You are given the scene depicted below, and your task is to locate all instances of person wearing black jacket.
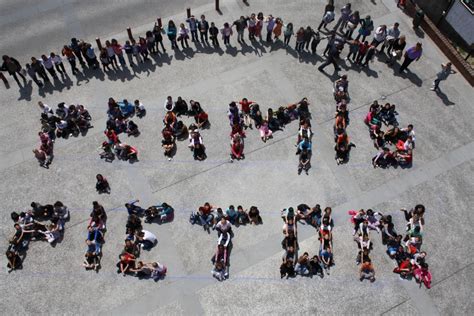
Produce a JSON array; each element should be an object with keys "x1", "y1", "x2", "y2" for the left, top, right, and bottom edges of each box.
[
  {"x1": 209, "y1": 22, "x2": 220, "y2": 47},
  {"x1": 198, "y1": 15, "x2": 210, "y2": 44},
  {"x1": 1, "y1": 55, "x2": 26, "y2": 86},
  {"x1": 30, "y1": 57, "x2": 50, "y2": 82}
]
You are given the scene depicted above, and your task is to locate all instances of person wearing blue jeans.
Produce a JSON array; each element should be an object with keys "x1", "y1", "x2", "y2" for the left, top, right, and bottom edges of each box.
[
  {"x1": 295, "y1": 252, "x2": 310, "y2": 276},
  {"x1": 226, "y1": 205, "x2": 238, "y2": 225}
]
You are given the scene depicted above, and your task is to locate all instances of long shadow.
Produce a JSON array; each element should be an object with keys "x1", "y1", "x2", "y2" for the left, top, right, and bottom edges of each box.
[
  {"x1": 393, "y1": 67, "x2": 423, "y2": 87},
  {"x1": 17, "y1": 81, "x2": 33, "y2": 101},
  {"x1": 435, "y1": 89, "x2": 455, "y2": 106}
]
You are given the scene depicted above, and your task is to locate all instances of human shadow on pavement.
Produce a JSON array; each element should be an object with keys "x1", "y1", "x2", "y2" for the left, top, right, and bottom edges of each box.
[{"x1": 435, "y1": 89, "x2": 455, "y2": 106}]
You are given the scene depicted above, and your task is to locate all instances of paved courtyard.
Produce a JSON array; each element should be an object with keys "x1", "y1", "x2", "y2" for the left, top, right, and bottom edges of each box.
[{"x1": 1, "y1": 0, "x2": 473, "y2": 315}]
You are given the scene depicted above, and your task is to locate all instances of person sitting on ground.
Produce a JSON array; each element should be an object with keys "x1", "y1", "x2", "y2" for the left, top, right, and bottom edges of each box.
[
  {"x1": 193, "y1": 143, "x2": 207, "y2": 161},
  {"x1": 191, "y1": 202, "x2": 215, "y2": 231},
  {"x1": 83, "y1": 246, "x2": 100, "y2": 271},
  {"x1": 116, "y1": 143, "x2": 138, "y2": 161},
  {"x1": 30, "y1": 202, "x2": 54, "y2": 220},
  {"x1": 145, "y1": 203, "x2": 174, "y2": 224},
  {"x1": 393, "y1": 257, "x2": 413, "y2": 279},
  {"x1": 295, "y1": 252, "x2": 311, "y2": 276},
  {"x1": 359, "y1": 260, "x2": 376, "y2": 282},
  {"x1": 319, "y1": 245, "x2": 334, "y2": 275},
  {"x1": 309, "y1": 255, "x2": 324, "y2": 278},
  {"x1": 123, "y1": 238, "x2": 140, "y2": 258},
  {"x1": 281, "y1": 207, "x2": 295, "y2": 223},
  {"x1": 296, "y1": 97, "x2": 311, "y2": 120},
  {"x1": 86, "y1": 225, "x2": 104, "y2": 255},
  {"x1": 226, "y1": 205, "x2": 239, "y2": 225},
  {"x1": 95, "y1": 174, "x2": 110, "y2": 194},
  {"x1": 212, "y1": 261, "x2": 227, "y2": 281},
  {"x1": 125, "y1": 200, "x2": 144, "y2": 216},
  {"x1": 126, "y1": 120, "x2": 140, "y2": 137},
  {"x1": 282, "y1": 244, "x2": 297, "y2": 269},
  {"x1": 283, "y1": 217, "x2": 297, "y2": 237},
  {"x1": 117, "y1": 252, "x2": 136, "y2": 276},
  {"x1": 53, "y1": 201, "x2": 69, "y2": 221},
  {"x1": 386, "y1": 235, "x2": 403, "y2": 260},
  {"x1": 230, "y1": 134, "x2": 245, "y2": 162},
  {"x1": 248, "y1": 206, "x2": 262, "y2": 225},
  {"x1": 137, "y1": 230, "x2": 158, "y2": 251},
  {"x1": 280, "y1": 257, "x2": 295, "y2": 279},
  {"x1": 125, "y1": 214, "x2": 142, "y2": 236},
  {"x1": 41, "y1": 217, "x2": 63, "y2": 244},
  {"x1": 215, "y1": 217, "x2": 233, "y2": 238},
  {"x1": 174, "y1": 96, "x2": 188, "y2": 117},
  {"x1": 6, "y1": 249, "x2": 23, "y2": 273},
  {"x1": 129, "y1": 261, "x2": 152, "y2": 279},
  {"x1": 372, "y1": 147, "x2": 396, "y2": 168},
  {"x1": 90, "y1": 201, "x2": 107, "y2": 230},
  {"x1": 298, "y1": 148, "x2": 311, "y2": 175},
  {"x1": 149, "y1": 261, "x2": 167, "y2": 281},
  {"x1": 134, "y1": 99, "x2": 146, "y2": 118},
  {"x1": 236, "y1": 205, "x2": 249, "y2": 225},
  {"x1": 259, "y1": 119, "x2": 273, "y2": 143}
]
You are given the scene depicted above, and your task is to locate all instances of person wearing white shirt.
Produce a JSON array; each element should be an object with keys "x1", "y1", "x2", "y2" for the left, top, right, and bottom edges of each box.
[
  {"x1": 38, "y1": 101, "x2": 53, "y2": 116},
  {"x1": 50, "y1": 52, "x2": 66, "y2": 75},
  {"x1": 164, "y1": 96, "x2": 174, "y2": 112},
  {"x1": 370, "y1": 25, "x2": 387, "y2": 49},
  {"x1": 380, "y1": 23, "x2": 400, "y2": 54},
  {"x1": 40, "y1": 54, "x2": 58, "y2": 79},
  {"x1": 138, "y1": 230, "x2": 157, "y2": 250}
]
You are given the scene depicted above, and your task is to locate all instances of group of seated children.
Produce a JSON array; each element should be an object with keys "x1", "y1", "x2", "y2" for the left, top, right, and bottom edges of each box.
[
  {"x1": 349, "y1": 209, "x2": 380, "y2": 282},
  {"x1": 190, "y1": 202, "x2": 262, "y2": 233},
  {"x1": 83, "y1": 201, "x2": 107, "y2": 271},
  {"x1": 119, "y1": 199, "x2": 167, "y2": 280},
  {"x1": 7, "y1": 201, "x2": 70, "y2": 272},
  {"x1": 279, "y1": 205, "x2": 334, "y2": 278},
  {"x1": 100, "y1": 97, "x2": 144, "y2": 162},
  {"x1": 364, "y1": 100, "x2": 415, "y2": 168},
  {"x1": 333, "y1": 75, "x2": 355, "y2": 164},
  {"x1": 388, "y1": 205, "x2": 431, "y2": 288},
  {"x1": 211, "y1": 216, "x2": 234, "y2": 281},
  {"x1": 35, "y1": 101, "x2": 92, "y2": 167},
  {"x1": 162, "y1": 96, "x2": 209, "y2": 161}
]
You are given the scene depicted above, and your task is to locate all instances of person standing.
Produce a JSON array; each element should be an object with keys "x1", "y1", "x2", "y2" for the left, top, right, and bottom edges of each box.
[
  {"x1": 283, "y1": 23, "x2": 294, "y2": 47},
  {"x1": 31, "y1": 57, "x2": 49, "y2": 82},
  {"x1": 61, "y1": 45, "x2": 79, "y2": 74},
  {"x1": 124, "y1": 41, "x2": 135, "y2": 66},
  {"x1": 334, "y1": 3, "x2": 352, "y2": 32},
  {"x1": 380, "y1": 23, "x2": 400, "y2": 54},
  {"x1": 399, "y1": 42, "x2": 422, "y2": 73},
  {"x1": 153, "y1": 23, "x2": 166, "y2": 53},
  {"x1": 266, "y1": 15, "x2": 276, "y2": 43},
  {"x1": 198, "y1": 15, "x2": 210, "y2": 44},
  {"x1": 233, "y1": 16, "x2": 248, "y2": 43},
  {"x1": 209, "y1": 22, "x2": 220, "y2": 47},
  {"x1": 186, "y1": 15, "x2": 199, "y2": 42},
  {"x1": 40, "y1": 54, "x2": 58, "y2": 79},
  {"x1": 318, "y1": 0, "x2": 335, "y2": 31},
  {"x1": 70, "y1": 38, "x2": 86, "y2": 66},
  {"x1": 221, "y1": 23, "x2": 233, "y2": 46},
  {"x1": 25, "y1": 63, "x2": 43, "y2": 87},
  {"x1": 355, "y1": 15, "x2": 373, "y2": 42},
  {"x1": 51, "y1": 52, "x2": 67, "y2": 75},
  {"x1": 111, "y1": 39, "x2": 126, "y2": 66},
  {"x1": 386, "y1": 35, "x2": 406, "y2": 66},
  {"x1": 431, "y1": 62, "x2": 455, "y2": 91},
  {"x1": 178, "y1": 24, "x2": 190, "y2": 49},
  {"x1": 167, "y1": 20, "x2": 178, "y2": 49},
  {"x1": 318, "y1": 43, "x2": 342, "y2": 72},
  {"x1": 370, "y1": 25, "x2": 387, "y2": 50},
  {"x1": 105, "y1": 40, "x2": 118, "y2": 69},
  {"x1": 1, "y1": 55, "x2": 26, "y2": 86}
]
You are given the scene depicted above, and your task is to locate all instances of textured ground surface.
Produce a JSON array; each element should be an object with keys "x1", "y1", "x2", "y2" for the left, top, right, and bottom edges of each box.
[{"x1": 1, "y1": 0, "x2": 473, "y2": 315}]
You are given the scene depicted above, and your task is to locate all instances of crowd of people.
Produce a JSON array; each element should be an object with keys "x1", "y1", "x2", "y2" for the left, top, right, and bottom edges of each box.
[
  {"x1": 7, "y1": 201, "x2": 70, "y2": 272},
  {"x1": 280, "y1": 204, "x2": 334, "y2": 278},
  {"x1": 333, "y1": 74, "x2": 355, "y2": 164},
  {"x1": 161, "y1": 96, "x2": 209, "y2": 161},
  {"x1": 100, "y1": 98, "x2": 144, "y2": 163},
  {"x1": 349, "y1": 204, "x2": 431, "y2": 288},
  {"x1": 364, "y1": 100, "x2": 415, "y2": 168},
  {"x1": 34, "y1": 101, "x2": 92, "y2": 167},
  {"x1": 1, "y1": 0, "x2": 430, "y2": 95},
  {"x1": 189, "y1": 202, "x2": 261, "y2": 281}
]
